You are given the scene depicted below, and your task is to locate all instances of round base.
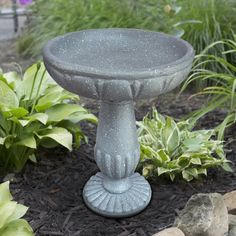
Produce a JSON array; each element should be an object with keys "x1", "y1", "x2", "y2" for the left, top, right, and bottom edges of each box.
[{"x1": 83, "y1": 172, "x2": 152, "y2": 218}]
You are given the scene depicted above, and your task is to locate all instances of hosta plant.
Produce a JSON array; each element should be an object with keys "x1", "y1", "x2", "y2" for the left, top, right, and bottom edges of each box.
[
  {"x1": 0, "y1": 62, "x2": 97, "y2": 173},
  {"x1": 137, "y1": 108, "x2": 232, "y2": 182},
  {"x1": 0, "y1": 181, "x2": 34, "y2": 236}
]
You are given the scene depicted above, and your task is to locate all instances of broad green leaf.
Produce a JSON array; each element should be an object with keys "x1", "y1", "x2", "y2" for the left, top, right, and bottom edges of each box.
[
  {"x1": 0, "y1": 181, "x2": 13, "y2": 204},
  {"x1": 39, "y1": 138, "x2": 59, "y2": 148},
  {"x1": 0, "y1": 201, "x2": 17, "y2": 228},
  {"x1": 24, "y1": 113, "x2": 48, "y2": 125},
  {"x1": 182, "y1": 170, "x2": 193, "y2": 182},
  {"x1": 0, "y1": 219, "x2": 34, "y2": 236},
  {"x1": 29, "y1": 154, "x2": 37, "y2": 163},
  {"x1": 18, "y1": 63, "x2": 48, "y2": 100},
  {"x1": 4, "y1": 135, "x2": 16, "y2": 149},
  {"x1": 190, "y1": 157, "x2": 202, "y2": 165},
  {"x1": 6, "y1": 204, "x2": 28, "y2": 223},
  {"x1": 3, "y1": 107, "x2": 28, "y2": 119},
  {"x1": 0, "y1": 80, "x2": 19, "y2": 108},
  {"x1": 15, "y1": 135, "x2": 36, "y2": 149},
  {"x1": 67, "y1": 112, "x2": 98, "y2": 124},
  {"x1": 157, "y1": 149, "x2": 170, "y2": 162},
  {"x1": 157, "y1": 167, "x2": 170, "y2": 176},
  {"x1": 35, "y1": 86, "x2": 78, "y2": 112},
  {"x1": 183, "y1": 138, "x2": 202, "y2": 152},
  {"x1": 198, "y1": 168, "x2": 207, "y2": 176},
  {"x1": 37, "y1": 127, "x2": 72, "y2": 150},
  {"x1": 3, "y1": 71, "x2": 21, "y2": 90},
  {"x1": 177, "y1": 156, "x2": 190, "y2": 167},
  {"x1": 57, "y1": 120, "x2": 87, "y2": 147},
  {"x1": 222, "y1": 162, "x2": 233, "y2": 172},
  {"x1": 46, "y1": 104, "x2": 86, "y2": 122}
]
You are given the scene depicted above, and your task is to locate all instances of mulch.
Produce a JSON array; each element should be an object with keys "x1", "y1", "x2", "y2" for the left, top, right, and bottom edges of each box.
[{"x1": 1, "y1": 92, "x2": 236, "y2": 236}]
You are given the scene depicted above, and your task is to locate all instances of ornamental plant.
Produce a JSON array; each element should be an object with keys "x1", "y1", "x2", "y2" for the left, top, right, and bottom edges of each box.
[
  {"x1": 0, "y1": 62, "x2": 97, "y2": 173},
  {"x1": 181, "y1": 38, "x2": 236, "y2": 140},
  {"x1": 137, "y1": 108, "x2": 232, "y2": 182},
  {"x1": 0, "y1": 181, "x2": 34, "y2": 236}
]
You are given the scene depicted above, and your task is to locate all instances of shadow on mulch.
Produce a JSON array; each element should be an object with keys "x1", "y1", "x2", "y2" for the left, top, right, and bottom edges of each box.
[{"x1": 2, "y1": 92, "x2": 236, "y2": 236}]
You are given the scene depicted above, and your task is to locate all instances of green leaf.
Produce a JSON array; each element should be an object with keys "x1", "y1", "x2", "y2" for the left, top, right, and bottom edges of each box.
[
  {"x1": 0, "y1": 201, "x2": 17, "y2": 228},
  {"x1": 67, "y1": 112, "x2": 98, "y2": 124},
  {"x1": 37, "y1": 127, "x2": 72, "y2": 150},
  {"x1": 0, "y1": 181, "x2": 13, "y2": 204},
  {"x1": 190, "y1": 157, "x2": 202, "y2": 165},
  {"x1": 222, "y1": 162, "x2": 233, "y2": 172},
  {"x1": 24, "y1": 113, "x2": 48, "y2": 125},
  {"x1": 46, "y1": 104, "x2": 86, "y2": 122},
  {"x1": 15, "y1": 135, "x2": 37, "y2": 149},
  {"x1": 157, "y1": 167, "x2": 170, "y2": 176},
  {"x1": 182, "y1": 170, "x2": 194, "y2": 182},
  {"x1": 3, "y1": 71, "x2": 21, "y2": 90},
  {"x1": 0, "y1": 80, "x2": 19, "y2": 108},
  {"x1": 28, "y1": 154, "x2": 37, "y2": 163},
  {"x1": 35, "y1": 85, "x2": 78, "y2": 112},
  {"x1": 6, "y1": 204, "x2": 28, "y2": 223},
  {"x1": 2, "y1": 107, "x2": 29, "y2": 119},
  {"x1": 0, "y1": 219, "x2": 34, "y2": 236},
  {"x1": 157, "y1": 149, "x2": 170, "y2": 162},
  {"x1": 18, "y1": 62, "x2": 48, "y2": 100}
]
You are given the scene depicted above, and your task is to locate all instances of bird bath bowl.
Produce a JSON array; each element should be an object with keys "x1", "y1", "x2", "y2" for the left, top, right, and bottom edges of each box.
[{"x1": 43, "y1": 28, "x2": 194, "y2": 218}]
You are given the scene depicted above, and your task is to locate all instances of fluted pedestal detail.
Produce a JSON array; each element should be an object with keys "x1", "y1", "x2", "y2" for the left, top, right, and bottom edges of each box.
[{"x1": 83, "y1": 101, "x2": 152, "y2": 217}]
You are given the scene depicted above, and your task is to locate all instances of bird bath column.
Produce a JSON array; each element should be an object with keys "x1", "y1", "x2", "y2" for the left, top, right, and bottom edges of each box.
[{"x1": 83, "y1": 100, "x2": 151, "y2": 217}]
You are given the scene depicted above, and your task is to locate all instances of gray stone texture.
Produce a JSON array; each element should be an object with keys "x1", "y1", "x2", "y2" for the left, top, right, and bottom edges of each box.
[
  {"x1": 43, "y1": 28, "x2": 194, "y2": 217},
  {"x1": 174, "y1": 193, "x2": 228, "y2": 236}
]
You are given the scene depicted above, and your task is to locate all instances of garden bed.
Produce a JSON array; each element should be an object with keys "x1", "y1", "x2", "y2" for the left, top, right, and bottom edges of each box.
[{"x1": 1, "y1": 92, "x2": 236, "y2": 236}]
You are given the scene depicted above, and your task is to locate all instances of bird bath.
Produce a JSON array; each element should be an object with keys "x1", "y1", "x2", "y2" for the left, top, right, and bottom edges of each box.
[{"x1": 43, "y1": 28, "x2": 194, "y2": 218}]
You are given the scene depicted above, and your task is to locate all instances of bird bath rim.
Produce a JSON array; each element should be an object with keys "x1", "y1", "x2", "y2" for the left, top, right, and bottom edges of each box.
[{"x1": 43, "y1": 28, "x2": 194, "y2": 81}]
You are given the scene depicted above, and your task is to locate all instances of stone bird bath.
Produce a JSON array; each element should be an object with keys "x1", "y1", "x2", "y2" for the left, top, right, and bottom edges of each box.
[{"x1": 43, "y1": 28, "x2": 194, "y2": 218}]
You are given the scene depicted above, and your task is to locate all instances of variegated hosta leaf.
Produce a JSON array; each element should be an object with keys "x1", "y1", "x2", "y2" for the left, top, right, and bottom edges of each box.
[{"x1": 137, "y1": 108, "x2": 231, "y2": 182}]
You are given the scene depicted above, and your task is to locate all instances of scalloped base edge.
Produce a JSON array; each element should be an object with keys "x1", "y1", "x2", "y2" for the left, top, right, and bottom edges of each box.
[{"x1": 83, "y1": 172, "x2": 152, "y2": 218}]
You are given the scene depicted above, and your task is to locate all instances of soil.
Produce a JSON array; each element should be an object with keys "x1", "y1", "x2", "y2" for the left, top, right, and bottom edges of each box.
[{"x1": 1, "y1": 40, "x2": 236, "y2": 236}]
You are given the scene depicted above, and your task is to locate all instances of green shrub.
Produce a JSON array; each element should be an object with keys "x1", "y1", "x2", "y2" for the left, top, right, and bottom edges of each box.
[
  {"x1": 177, "y1": 0, "x2": 236, "y2": 89},
  {"x1": 18, "y1": 0, "x2": 184, "y2": 57},
  {"x1": 137, "y1": 108, "x2": 231, "y2": 182},
  {"x1": 181, "y1": 38, "x2": 236, "y2": 140},
  {"x1": 0, "y1": 62, "x2": 97, "y2": 173},
  {"x1": 0, "y1": 181, "x2": 34, "y2": 236}
]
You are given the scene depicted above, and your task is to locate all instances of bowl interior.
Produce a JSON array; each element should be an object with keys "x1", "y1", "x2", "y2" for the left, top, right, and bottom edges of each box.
[{"x1": 47, "y1": 29, "x2": 191, "y2": 75}]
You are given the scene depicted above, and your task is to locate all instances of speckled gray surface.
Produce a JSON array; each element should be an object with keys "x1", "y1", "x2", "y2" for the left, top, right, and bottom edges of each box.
[{"x1": 43, "y1": 28, "x2": 194, "y2": 218}]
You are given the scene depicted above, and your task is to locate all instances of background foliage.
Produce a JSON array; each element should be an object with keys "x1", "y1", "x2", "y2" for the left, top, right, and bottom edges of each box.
[{"x1": 18, "y1": 0, "x2": 236, "y2": 62}]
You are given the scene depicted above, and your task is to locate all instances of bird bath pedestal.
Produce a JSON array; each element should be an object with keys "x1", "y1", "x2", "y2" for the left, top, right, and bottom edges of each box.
[{"x1": 43, "y1": 29, "x2": 194, "y2": 218}]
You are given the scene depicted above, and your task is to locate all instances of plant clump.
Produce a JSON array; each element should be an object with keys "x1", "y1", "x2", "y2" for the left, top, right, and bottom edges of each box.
[
  {"x1": 0, "y1": 62, "x2": 97, "y2": 173},
  {"x1": 137, "y1": 108, "x2": 232, "y2": 182}
]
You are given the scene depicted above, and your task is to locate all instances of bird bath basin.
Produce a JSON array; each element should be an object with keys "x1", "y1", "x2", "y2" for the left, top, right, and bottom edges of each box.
[{"x1": 43, "y1": 28, "x2": 194, "y2": 218}]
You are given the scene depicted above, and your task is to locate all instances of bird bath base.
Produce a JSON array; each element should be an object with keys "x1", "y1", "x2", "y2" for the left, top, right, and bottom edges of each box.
[
  {"x1": 83, "y1": 100, "x2": 151, "y2": 217},
  {"x1": 83, "y1": 172, "x2": 151, "y2": 217}
]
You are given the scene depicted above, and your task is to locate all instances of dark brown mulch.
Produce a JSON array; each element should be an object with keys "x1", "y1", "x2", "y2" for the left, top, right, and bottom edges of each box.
[{"x1": 2, "y1": 92, "x2": 236, "y2": 236}]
